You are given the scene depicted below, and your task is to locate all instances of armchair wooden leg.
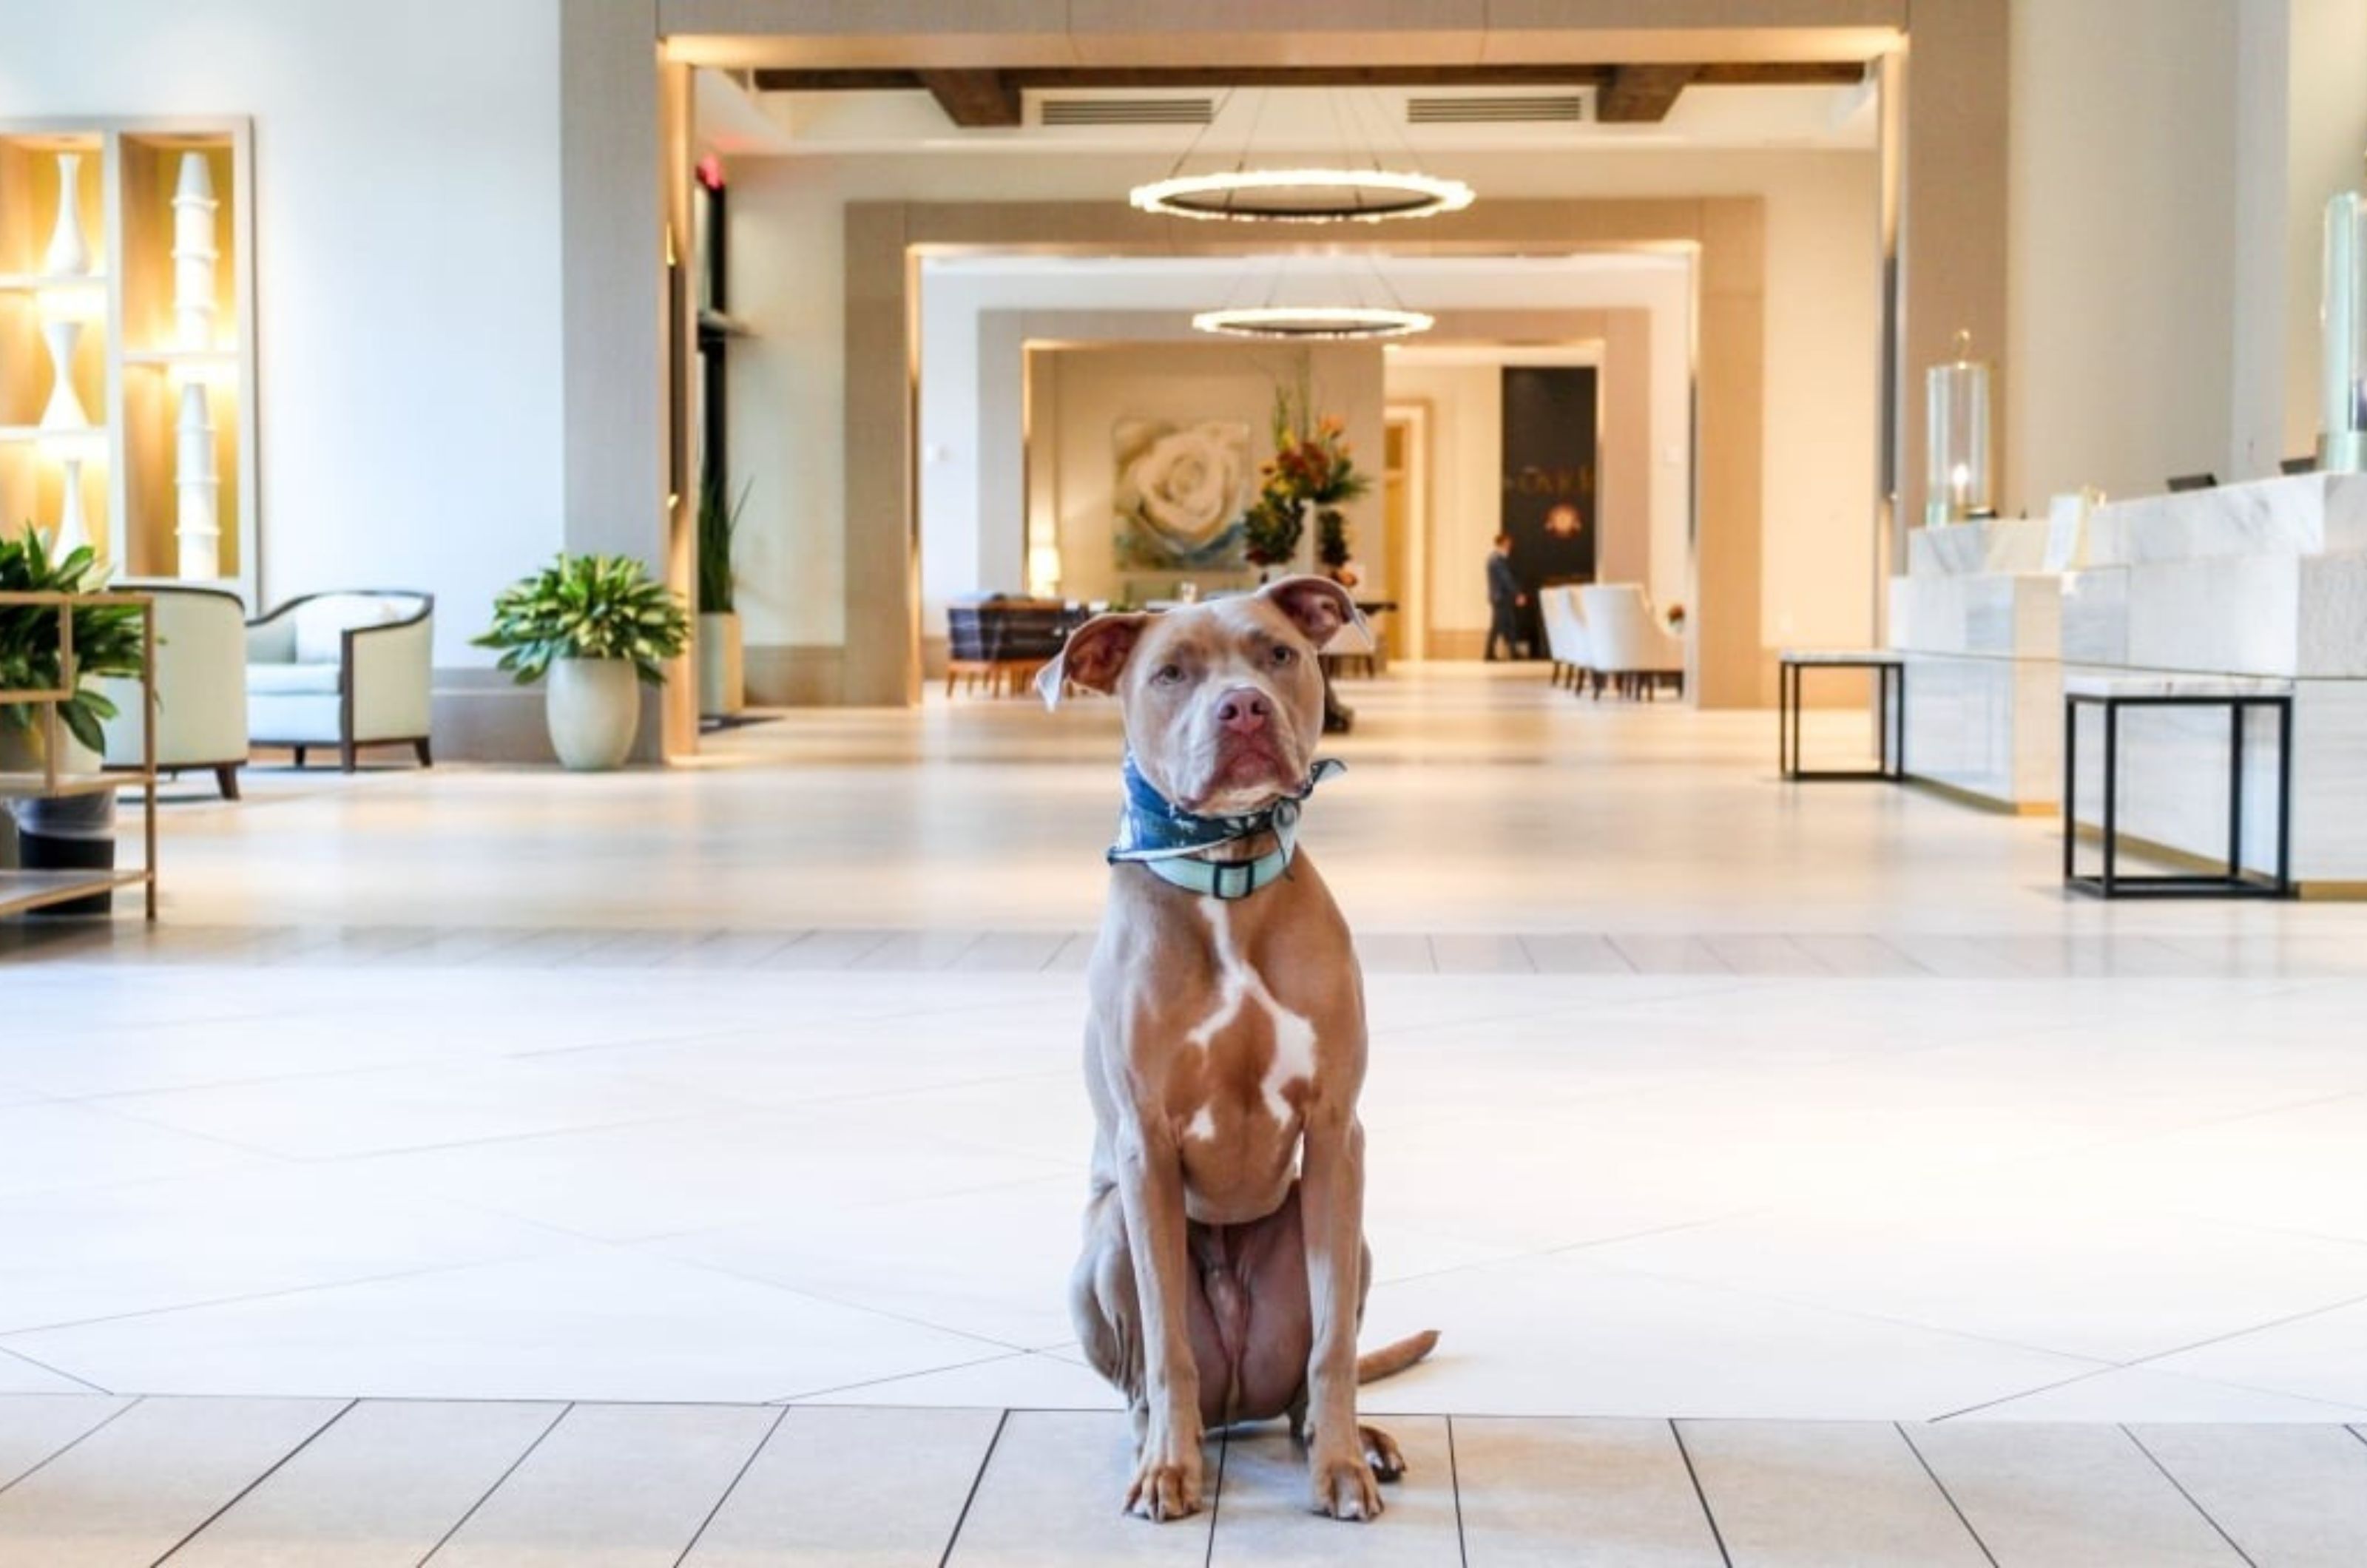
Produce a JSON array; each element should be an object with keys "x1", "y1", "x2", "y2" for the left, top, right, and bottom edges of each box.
[
  {"x1": 340, "y1": 741, "x2": 357, "y2": 774},
  {"x1": 414, "y1": 738, "x2": 433, "y2": 768},
  {"x1": 215, "y1": 766, "x2": 242, "y2": 801}
]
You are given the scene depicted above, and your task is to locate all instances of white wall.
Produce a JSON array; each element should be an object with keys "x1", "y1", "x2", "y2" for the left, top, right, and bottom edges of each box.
[
  {"x1": 0, "y1": 0, "x2": 566, "y2": 664},
  {"x1": 2005, "y1": 0, "x2": 2243, "y2": 510},
  {"x1": 728, "y1": 143, "x2": 1882, "y2": 669}
]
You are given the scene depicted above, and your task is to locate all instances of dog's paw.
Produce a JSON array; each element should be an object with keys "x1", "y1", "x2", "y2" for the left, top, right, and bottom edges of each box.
[
  {"x1": 1308, "y1": 1447, "x2": 1384, "y2": 1521},
  {"x1": 1124, "y1": 1447, "x2": 1204, "y2": 1522},
  {"x1": 1360, "y1": 1423, "x2": 1408, "y2": 1482}
]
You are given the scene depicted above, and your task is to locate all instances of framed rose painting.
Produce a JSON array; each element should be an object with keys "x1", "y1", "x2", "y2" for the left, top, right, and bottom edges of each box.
[{"x1": 1112, "y1": 418, "x2": 1253, "y2": 572}]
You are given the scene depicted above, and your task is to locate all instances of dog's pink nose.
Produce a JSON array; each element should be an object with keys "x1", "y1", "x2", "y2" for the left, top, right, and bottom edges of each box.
[{"x1": 1216, "y1": 688, "x2": 1272, "y2": 735}]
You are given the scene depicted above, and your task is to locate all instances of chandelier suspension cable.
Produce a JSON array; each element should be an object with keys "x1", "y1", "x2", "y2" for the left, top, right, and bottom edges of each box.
[
  {"x1": 1130, "y1": 82, "x2": 1474, "y2": 223},
  {"x1": 1160, "y1": 84, "x2": 1237, "y2": 186}
]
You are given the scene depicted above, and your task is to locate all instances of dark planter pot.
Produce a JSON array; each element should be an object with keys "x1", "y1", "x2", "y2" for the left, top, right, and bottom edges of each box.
[{"x1": 7, "y1": 793, "x2": 116, "y2": 918}]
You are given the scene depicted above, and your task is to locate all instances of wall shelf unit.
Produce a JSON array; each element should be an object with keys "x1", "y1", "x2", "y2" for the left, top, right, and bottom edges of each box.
[{"x1": 0, "y1": 118, "x2": 258, "y2": 602}]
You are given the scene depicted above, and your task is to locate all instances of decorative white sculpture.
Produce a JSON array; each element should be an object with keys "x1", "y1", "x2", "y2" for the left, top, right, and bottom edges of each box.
[
  {"x1": 38, "y1": 320, "x2": 90, "y2": 431},
  {"x1": 171, "y1": 152, "x2": 220, "y2": 351},
  {"x1": 175, "y1": 380, "x2": 221, "y2": 580},
  {"x1": 42, "y1": 152, "x2": 92, "y2": 277},
  {"x1": 53, "y1": 455, "x2": 89, "y2": 560}
]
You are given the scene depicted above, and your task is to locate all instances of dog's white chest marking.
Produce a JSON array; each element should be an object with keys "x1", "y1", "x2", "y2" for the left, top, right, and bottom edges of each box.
[{"x1": 1186, "y1": 896, "x2": 1317, "y2": 1124}]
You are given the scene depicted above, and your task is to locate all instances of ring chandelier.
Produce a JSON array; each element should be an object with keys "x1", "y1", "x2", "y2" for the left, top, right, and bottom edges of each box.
[
  {"x1": 1190, "y1": 304, "x2": 1435, "y2": 341},
  {"x1": 1131, "y1": 166, "x2": 1474, "y2": 224}
]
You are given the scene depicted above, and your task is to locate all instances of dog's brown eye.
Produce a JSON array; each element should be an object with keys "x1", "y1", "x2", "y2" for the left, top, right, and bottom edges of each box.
[
  {"x1": 1271, "y1": 645, "x2": 1294, "y2": 665},
  {"x1": 1153, "y1": 664, "x2": 1184, "y2": 685}
]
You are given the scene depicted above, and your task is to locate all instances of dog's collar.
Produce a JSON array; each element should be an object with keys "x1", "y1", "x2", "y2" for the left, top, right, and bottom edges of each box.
[{"x1": 1106, "y1": 754, "x2": 1344, "y2": 902}]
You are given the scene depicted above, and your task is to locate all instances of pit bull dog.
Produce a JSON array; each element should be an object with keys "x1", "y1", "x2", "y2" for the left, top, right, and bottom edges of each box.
[{"x1": 1039, "y1": 576, "x2": 1436, "y2": 1524}]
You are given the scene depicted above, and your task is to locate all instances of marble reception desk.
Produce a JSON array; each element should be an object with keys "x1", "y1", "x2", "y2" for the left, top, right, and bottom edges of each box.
[
  {"x1": 1891, "y1": 476, "x2": 2367, "y2": 889},
  {"x1": 1887, "y1": 518, "x2": 2063, "y2": 809}
]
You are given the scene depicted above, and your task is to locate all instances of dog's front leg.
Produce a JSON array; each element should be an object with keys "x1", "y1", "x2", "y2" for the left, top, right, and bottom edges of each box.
[
  {"x1": 1300, "y1": 1107, "x2": 1380, "y2": 1520},
  {"x1": 1113, "y1": 1117, "x2": 1204, "y2": 1521}
]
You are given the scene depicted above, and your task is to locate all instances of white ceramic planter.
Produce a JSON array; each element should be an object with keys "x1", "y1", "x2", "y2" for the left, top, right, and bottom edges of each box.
[
  {"x1": 546, "y1": 658, "x2": 639, "y2": 771},
  {"x1": 698, "y1": 611, "x2": 744, "y2": 717}
]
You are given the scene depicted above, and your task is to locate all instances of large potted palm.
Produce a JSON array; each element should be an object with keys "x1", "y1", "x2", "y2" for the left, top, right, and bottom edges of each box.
[
  {"x1": 474, "y1": 553, "x2": 689, "y2": 771},
  {"x1": 1, "y1": 530, "x2": 143, "y2": 913}
]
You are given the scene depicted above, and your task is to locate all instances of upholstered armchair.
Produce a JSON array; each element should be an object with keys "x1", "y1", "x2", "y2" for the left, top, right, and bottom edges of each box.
[
  {"x1": 1540, "y1": 586, "x2": 1593, "y2": 694},
  {"x1": 1578, "y1": 584, "x2": 1686, "y2": 700},
  {"x1": 98, "y1": 583, "x2": 251, "y2": 800},
  {"x1": 245, "y1": 592, "x2": 435, "y2": 771}
]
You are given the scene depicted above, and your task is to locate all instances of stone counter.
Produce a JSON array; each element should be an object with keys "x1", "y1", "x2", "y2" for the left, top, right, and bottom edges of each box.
[{"x1": 1888, "y1": 477, "x2": 2367, "y2": 887}]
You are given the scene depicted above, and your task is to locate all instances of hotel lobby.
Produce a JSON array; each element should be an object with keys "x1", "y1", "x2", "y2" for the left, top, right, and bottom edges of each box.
[{"x1": 6, "y1": 1, "x2": 2367, "y2": 1562}]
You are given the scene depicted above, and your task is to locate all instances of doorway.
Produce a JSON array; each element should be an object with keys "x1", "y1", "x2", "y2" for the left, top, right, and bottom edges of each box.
[{"x1": 1382, "y1": 405, "x2": 1426, "y2": 665}]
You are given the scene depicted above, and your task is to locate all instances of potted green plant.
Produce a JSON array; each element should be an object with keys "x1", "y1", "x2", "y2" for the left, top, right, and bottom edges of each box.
[
  {"x1": 1, "y1": 529, "x2": 143, "y2": 913},
  {"x1": 696, "y1": 476, "x2": 750, "y2": 720},
  {"x1": 474, "y1": 552, "x2": 690, "y2": 771}
]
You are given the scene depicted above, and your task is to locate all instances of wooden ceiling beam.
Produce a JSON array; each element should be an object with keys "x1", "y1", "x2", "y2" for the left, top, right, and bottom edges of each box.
[
  {"x1": 751, "y1": 61, "x2": 1865, "y2": 96},
  {"x1": 1596, "y1": 64, "x2": 1702, "y2": 123},
  {"x1": 916, "y1": 69, "x2": 1023, "y2": 127}
]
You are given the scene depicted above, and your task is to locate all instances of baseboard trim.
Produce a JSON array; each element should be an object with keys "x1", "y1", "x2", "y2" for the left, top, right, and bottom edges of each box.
[
  {"x1": 431, "y1": 671, "x2": 557, "y2": 764},
  {"x1": 746, "y1": 644, "x2": 848, "y2": 706},
  {"x1": 1902, "y1": 777, "x2": 2059, "y2": 817}
]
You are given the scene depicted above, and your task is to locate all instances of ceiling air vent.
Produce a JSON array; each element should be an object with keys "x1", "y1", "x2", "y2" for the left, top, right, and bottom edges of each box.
[
  {"x1": 1405, "y1": 93, "x2": 1590, "y2": 125},
  {"x1": 1038, "y1": 96, "x2": 1216, "y2": 126}
]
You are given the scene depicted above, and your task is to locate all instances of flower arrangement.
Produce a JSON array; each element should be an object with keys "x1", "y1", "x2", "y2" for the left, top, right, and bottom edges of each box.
[{"x1": 1245, "y1": 380, "x2": 1370, "y2": 571}]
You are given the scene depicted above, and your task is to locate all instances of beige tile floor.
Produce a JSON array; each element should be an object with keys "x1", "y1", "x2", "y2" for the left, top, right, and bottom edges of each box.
[
  {"x1": 8, "y1": 664, "x2": 2367, "y2": 1559},
  {"x1": 4, "y1": 1396, "x2": 2367, "y2": 1564}
]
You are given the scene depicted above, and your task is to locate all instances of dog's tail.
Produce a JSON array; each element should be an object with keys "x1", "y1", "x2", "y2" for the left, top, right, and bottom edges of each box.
[{"x1": 1356, "y1": 1329, "x2": 1440, "y2": 1384}]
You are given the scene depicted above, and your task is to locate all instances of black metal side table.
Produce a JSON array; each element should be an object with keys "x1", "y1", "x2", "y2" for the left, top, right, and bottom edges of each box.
[
  {"x1": 2063, "y1": 676, "x2": 2295, "y2": 899},
  {"x1": 1779, "y1": 651, "x2": 1905, "y2": 781}
]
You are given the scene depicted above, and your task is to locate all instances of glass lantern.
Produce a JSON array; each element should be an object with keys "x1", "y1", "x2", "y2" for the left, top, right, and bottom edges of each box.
[
  {"x1": 2324, "y1": 187, "x2": 2366, "y2": 474},
  {"x1": 1925, "y1": 330, "x2": 1994, "y2": 527}
]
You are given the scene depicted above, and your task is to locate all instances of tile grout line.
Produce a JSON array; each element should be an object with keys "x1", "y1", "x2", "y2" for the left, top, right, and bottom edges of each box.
[
  {"x1": 1444, "y1": 1413, "x2": 1468, "y2": 1568},
  {"x1": 670, "y1": 1403, "x2": 791, "y2": 1568},
  {"x1": 766, "y1": 1348, "x2": 1052, "y2": 1407},
  {"x1": 0, "y1": 1342, "x2": 112, "y2": 1396},
  {"x1": 935, "y1": 1406, "x2": 1010, "y2": 1568},
  {"x1": 154, "y1": 1396, "x2": 358, "y2": 1564},
  {"x1": 0, "y1": 1394, "x2": 141, "y2": 1498},
  {"x1": 418, "y1": 1399, "x2": 574, "y2": 1567},
  {"x1": 1893, "y1": 1422, "x2": 2000, "y2": 1568},
  {"x1": 2120, "y1": 1425, "x2": 2260, "y2": 1568},
  {"x1": 1667, "y1": 1420, "x2": 1732, "y2": 1568}
]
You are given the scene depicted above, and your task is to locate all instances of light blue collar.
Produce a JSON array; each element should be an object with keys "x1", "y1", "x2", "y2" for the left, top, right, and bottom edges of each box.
[{"x1": 1106, "y1": 757, "x2": 1343, "y2": 902}]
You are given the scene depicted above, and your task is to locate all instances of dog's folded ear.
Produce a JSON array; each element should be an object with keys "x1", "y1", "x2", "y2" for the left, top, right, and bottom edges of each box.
[
  {"x1": 1038, "y1": 612, "x2": 1151, "y2": 709},
  {"x1": 1258, "y1": 575, "x2": 1368, "y2": 652}
]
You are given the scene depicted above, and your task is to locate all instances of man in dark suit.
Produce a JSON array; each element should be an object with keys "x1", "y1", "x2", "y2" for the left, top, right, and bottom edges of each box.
[{"x1": 1485, "y1": 533, "x2": 1526, "y2": 660}]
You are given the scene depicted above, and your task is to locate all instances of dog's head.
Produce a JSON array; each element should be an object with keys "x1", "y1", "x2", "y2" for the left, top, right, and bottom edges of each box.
[{"x1": 1039, "y1": 577, "x2": 1358, "y2": 816}]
